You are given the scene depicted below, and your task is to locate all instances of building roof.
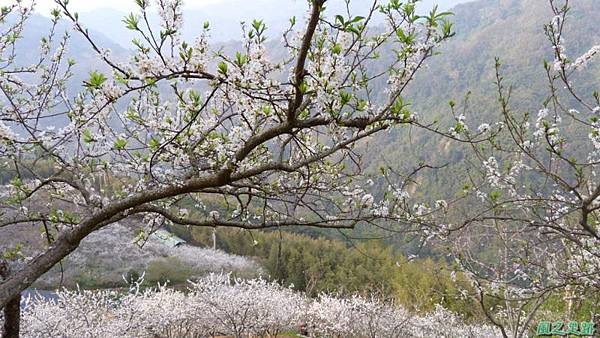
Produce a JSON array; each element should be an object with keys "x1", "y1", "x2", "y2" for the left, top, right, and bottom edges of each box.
[{"x1": 150, "y1": 229, "x2": 186, "y2": 248}]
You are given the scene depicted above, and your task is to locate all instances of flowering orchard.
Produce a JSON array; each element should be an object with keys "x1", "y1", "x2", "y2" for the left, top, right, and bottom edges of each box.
[{"x1": 0, "y1": 274, "x2": 500, "y2": 337}]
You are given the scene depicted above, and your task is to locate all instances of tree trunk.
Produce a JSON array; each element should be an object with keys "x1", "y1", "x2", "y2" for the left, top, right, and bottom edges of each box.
[
  {"x1": 0, "y1": 260, "x2": 20, "y2": 338},
  {"x1": 2, "y1": 294, "x2": 21, "y2": 338},
  {"x1": 0, "y1": 169, "x2": 230, "y2": 310}
]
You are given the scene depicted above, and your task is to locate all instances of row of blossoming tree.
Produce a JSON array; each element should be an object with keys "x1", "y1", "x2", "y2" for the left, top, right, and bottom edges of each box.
[
  {"x1": 0, "y1": 0, "x2": 599, "y2": 336},
  {"x1": 11, "y1": 274, "x2": 500, "y2": 337}
]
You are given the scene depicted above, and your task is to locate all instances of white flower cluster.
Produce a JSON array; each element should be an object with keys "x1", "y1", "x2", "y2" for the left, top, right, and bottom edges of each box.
[
  {"x1": 590, "y1": 117, "x2": 600, "y2": 151},
  {"x1": 550, "y1": 15, "x2": 567, "y2": 72},
  {"x1": 563, "y1": 238, "x2": 600, "y2": 289},
  {"x1": 156, "y1": 0, "x2": 183, "y2": 36},
  {"x1": 448, "y1": 114, "x2": 468, "y2": 137},
  {"x1": 571, "y1": 45, "x2": 600, "y2": 70},
  {"x1": 0, "y1": 120, "x2": 15, "y2": 141},
  {"x1": 305, "y1": 29, "x2": 352, "y2": 116},
  {"x1": 478, "y1": 123, "x2": 491, "y2": 133}
]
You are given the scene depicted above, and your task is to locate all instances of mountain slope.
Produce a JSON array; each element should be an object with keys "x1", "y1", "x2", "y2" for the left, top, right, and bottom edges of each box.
[
  {"x1": 406, "y1": 0, "x2": 600, "y2": 113},
  {"x1": 366, "y1": 0, "x2": 600, "y2": 198},
  {"x1": 0, "y1": 221, "x2": 261, "y2": 289}
]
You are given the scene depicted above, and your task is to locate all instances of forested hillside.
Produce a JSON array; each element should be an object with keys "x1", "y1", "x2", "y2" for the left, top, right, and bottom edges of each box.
[
  {"x1": 346, "y1": 0, "x2": 600, "y2": 235},
  {"x1": 371, "y1": 0, "x2": 600, "y2": 181}
]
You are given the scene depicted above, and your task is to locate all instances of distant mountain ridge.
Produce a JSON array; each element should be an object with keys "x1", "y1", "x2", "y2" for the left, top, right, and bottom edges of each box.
[{"x1": 15, "y1": 14, "x2": 127, "y2": 90}]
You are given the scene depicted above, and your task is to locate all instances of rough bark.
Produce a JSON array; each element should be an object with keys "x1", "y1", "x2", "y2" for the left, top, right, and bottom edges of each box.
[{"x1": 0, "y1": 260, "x2": 20, "y2": 338}]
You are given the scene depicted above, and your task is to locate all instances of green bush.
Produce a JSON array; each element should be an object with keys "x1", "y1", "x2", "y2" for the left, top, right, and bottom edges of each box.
[{"x1": 145, "y1": 257, "x2": 194, "y2": 284}]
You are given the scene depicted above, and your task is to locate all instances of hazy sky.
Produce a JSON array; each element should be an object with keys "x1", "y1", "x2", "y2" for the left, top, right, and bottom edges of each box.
[
  {"x1": 34, "y1": 0, "x2": 473, "y2": 15},
  {"x1": 35, "y1": 0, "x2": 227, "y2": 14}
]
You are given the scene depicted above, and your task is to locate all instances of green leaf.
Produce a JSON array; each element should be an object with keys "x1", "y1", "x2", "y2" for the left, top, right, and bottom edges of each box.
[
  {"x1": 1, "y1": 6, "x2": 11, "y2": 16},
  {"x1": 252, "y1": 19, "x2": 265, "y2": 33},
  {"x1": 346, "y1": 25, "x2": 361, "y2": 35},
  {"x1": 179, "y1": 42, "x2": 193, "y2": 62},
  {"x1": 188, "y1": 89, "x2": 202, "y2": 107},
  {"x1": 218, "y1": 61, "x2": 228, "y2": 76},
  {"x1": 114, "y1": 138, "x2": 128, "y2": 150},
  {"x1": 235, "y1": 52, "x2": 249, "y2": 67},
  {"x1": 126, "y1": 108, "x2": 143, "y2": 123},
  {"x1": 350, "y1": 16, "x2": 365, "y2": 23},
  {"x1": 441, "y1": 19, "x2": 454, "y2": 37},
  {"x1": 134, "y1": 0, "x2": 147, "y2": 9},
  {"x1": 340, "y1": 91, "x2": 352, "y2": 106},
  {"x1": 10, "y1": 177, "x2": 22, "y2": 189},
  {"x1": 149, "y1": 138, "x2": 161, "y2": 151},
  {"x1": 123, "y1": 13, "x2": 140, "y2": 30},
  {"x1": 391, "y1": 96, "x2": 407, "y2": 116},
  {"x1": 85, "y1": 71, "x2": 107, "y2": 89},
  {"x1": 454, "y1": 122, "x2": 464, "y2": 133},
  {"x1": 403, "y1": 3, "x2": 416, "y2": 19},
  {"x1": 489, "y1": 190, "x2": 502, "y2": 202},
  {"x1": 299, "y1": 109, "x2": 309, "y2": 119},
  {"x1": 2, "y1": 243, "x2": 24, "y2": 261},
  {"x1": 396, "y1": 28, "x2": 415, "y2": 44},
  {"x1": 357, "y1": 99, "x2": 368, "y2": 111},
  {"x1": 298, "y1": 81, "x2": 308, "y2": 94},
  {"x1": 160, "y1": 28, "x2": 177, "y2": 40},
  {"x1": 82, "y1": 129, "x2": 95, "y2": 143},
  {"x1": 331, "y1": 43, "x2": 342, "y2": 55},
  {"x1": 51, "y1": 8, "x2": 61, "y2": 19}
]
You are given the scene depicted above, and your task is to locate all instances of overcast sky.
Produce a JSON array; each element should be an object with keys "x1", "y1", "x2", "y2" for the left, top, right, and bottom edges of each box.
[
  {"x1": 35, "y1": 0, "x2": 228, "y2": 13},
  {"x1": 34, "y1": 0, "x2": 472, "y2": 15}
]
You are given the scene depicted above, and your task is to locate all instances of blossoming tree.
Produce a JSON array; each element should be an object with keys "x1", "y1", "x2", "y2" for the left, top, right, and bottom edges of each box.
[
  {"x1": 429, "y1": 1, "x2": 600, "y2": 336},
  {"x1": 0, "y1": 0, "x2": 456, "y2": 332}
]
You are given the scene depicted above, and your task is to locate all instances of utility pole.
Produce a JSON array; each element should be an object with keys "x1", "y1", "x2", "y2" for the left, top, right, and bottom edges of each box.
[{"x1": 212, "y1": 227, "x2": 217, "y2": 250}]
